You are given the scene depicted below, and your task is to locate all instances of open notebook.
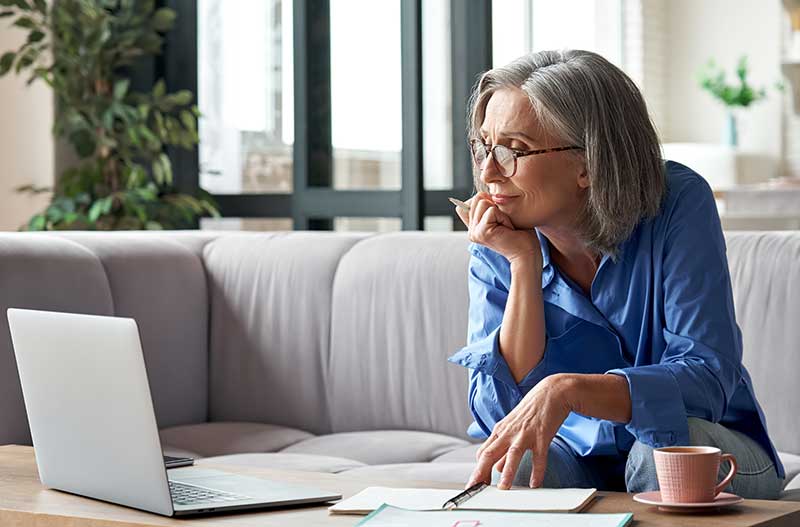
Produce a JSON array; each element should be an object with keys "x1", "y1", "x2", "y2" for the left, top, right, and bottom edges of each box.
[
  {"x1": 356, "y1": 505, "x2": 633, "y2": 527},
  {"x1": 329, "y1": 485, "x2": 597, "y2": 515}
]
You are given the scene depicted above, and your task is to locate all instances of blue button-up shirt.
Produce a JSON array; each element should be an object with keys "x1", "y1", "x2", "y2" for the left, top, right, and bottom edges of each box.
[{"x1": 448, "y1": 161, "x2": 784, "y2": 478}]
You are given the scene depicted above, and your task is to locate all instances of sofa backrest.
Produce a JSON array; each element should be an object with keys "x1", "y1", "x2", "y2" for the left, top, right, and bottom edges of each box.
[
  {"x1": 327, "y1": 232, "x2": 473, "y2": 439},
  {"x1": 0, "y1": 232, "x2": 216, "y2": 446},
  {"x1": 203, "y1": 232, "x2": 368, "y2": 435},
  {"x1": 726, "y1": 231, "x2": 800, "y2": 456}
]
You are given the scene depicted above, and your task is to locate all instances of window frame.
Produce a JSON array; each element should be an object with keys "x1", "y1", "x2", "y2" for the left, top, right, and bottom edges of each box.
[{"x1": 158, "y1": 0, "x2": 491, "y2": 230}]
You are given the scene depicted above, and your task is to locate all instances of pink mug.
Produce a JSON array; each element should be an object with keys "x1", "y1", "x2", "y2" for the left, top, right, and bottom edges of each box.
[{"x1": 653, "y1": 446, "x2": 738, "y2": 503}]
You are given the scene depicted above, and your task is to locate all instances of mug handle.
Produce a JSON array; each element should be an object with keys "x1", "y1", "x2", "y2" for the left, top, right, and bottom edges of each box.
[{"x1": 714, "y1": 453, "x2": 738, "y2": 497}]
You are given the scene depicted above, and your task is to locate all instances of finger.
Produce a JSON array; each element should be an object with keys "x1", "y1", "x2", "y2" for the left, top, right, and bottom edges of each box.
[
  {"x1": 467, "y1": 193, "x2": 487, "y2": 225},
  {"x1": 470, "y1": 198, "x2": 492, "y2": 229},
  {"x1": 483, "y1": 206, "x2": 513, "y2": 231},
  {"x1": 476, "y1": 204, "x2": 502, "y2": 234},
  {"x1": 529, "y1": 448, "x2": 549, "y2": 488},
  {"x1": 455, "y1": 206, "x2": 469, "y2": 228},
  {"x1": 493, "y1": 454, "x2": 507, "y2": 475},
  {"x1": 467, "y1": 443, "x2": 507, "y2": 488},
  {"x1": 498, "y1": 444, "x2": 526, "y2": 490},
  {"x1": 476, "y1": 430, "x2": 499, "y2": 460}
]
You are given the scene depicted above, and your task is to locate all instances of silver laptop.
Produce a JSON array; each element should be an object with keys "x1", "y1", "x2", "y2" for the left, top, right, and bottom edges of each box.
[{"x1": 7, "y1": 308, "x2": 341, "y2": 517}]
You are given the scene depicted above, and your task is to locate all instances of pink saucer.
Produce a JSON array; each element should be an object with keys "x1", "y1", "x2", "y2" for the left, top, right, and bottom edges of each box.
[{"x1": 633, "y1": 491, "x2": 743, "y2": 512}]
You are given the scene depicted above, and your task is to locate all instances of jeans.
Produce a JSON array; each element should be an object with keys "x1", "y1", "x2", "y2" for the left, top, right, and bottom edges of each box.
[{"x1": 492, "y1": 418, "x2": 784, "y2": 499}]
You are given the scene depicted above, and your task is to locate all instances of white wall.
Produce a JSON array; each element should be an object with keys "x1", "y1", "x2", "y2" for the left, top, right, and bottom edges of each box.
[
  {"x1": 0, "y1": 26, "x2": 53, "y2": 231},
  {"x1": 663, "y1": 0, "x2": 783, "y2": 158}
]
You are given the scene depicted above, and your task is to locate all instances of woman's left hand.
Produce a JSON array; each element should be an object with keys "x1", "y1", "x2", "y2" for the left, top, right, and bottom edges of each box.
[{"x1": 467, "y1": 373, "x2": 575, "y2": 490}]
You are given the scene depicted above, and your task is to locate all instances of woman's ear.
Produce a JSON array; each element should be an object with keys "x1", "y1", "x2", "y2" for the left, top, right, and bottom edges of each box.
[{"x1": 576, "y1": 166, "x2": 590, "y2": 189}]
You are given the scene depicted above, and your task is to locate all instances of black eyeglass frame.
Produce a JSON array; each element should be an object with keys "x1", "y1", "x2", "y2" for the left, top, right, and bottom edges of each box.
[{"x1": 468, "y1": 139, "x2": 584, "y2": 178}]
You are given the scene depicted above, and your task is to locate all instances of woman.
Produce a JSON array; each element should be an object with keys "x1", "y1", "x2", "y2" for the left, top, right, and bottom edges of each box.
[{"x1": 448, "y1": 49, "x2": 784, "y2": 498}]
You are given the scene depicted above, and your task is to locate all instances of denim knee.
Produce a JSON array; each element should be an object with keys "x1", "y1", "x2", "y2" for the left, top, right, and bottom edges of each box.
[{"x1": 625, "y1": 440, "x2": 659, "y2": 493}]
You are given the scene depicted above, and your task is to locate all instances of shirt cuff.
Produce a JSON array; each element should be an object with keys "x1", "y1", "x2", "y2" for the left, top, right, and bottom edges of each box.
[
  {"x1": 606, "y1": 365, "x2": 690, "y2": 448},
  {"x1": 448, "y1": 327, "x2": 549, "y2": 392}
]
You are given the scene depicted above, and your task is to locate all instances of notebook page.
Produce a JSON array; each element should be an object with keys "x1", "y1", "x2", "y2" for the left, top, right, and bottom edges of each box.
[
  {"x1": 357, "y1": 505, "x2": 633, "y2": 527},
  {"x1": 329, "y1": 487, "x2": 458, "y2": 513},
  {"x1": 461, "y1": 486, "x2": 596, "y2": 512}
]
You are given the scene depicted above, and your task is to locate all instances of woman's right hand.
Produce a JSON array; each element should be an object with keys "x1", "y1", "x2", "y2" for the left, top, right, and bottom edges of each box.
[{"x1": 456, "y1": 192, "x2": 542, "y2": 267}]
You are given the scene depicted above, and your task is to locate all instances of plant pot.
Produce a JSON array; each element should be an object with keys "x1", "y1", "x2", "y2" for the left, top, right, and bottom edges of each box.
[{"x1": 725, "y1": 111, "x2": 738, "y2": 148}]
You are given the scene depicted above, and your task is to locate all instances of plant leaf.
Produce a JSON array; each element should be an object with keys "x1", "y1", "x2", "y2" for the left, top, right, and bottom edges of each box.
[
  {"x1": 151, "y1": 157, "x2": 165, "y2": 185},
  {"x1": 13, "y1": 15, "x2": 35, "y2": 29},
  {"x1": 113, "y1": 78, "x2": 129, "y2": 100},
  {"x1": 69, "y1": 129, "x2": 96, "y2": 158},
  {"x1": 26, "y1": 30, "x2": 44, "y2": 43},
  {"x1": 151, "y1": 7, "x2": 176, "y2": 32},
  {"x1": 169, "y1": 90, "x2": 193, "y2": 106},
  {"x1": 31, "y1": 0, "x2": 44, "y2": 13},
  {"x1": 152, "y1": 78, "x2": 165, "y2": 98},
  {"x1": 0, "y1": 10, "x2": 14, "y2": 17},
  {"x1": 0, "y1": 51, "x2": 15, "y2": 75},
  {"x1": 28, "y1": 214, "x2": 46, "y2": 231}
]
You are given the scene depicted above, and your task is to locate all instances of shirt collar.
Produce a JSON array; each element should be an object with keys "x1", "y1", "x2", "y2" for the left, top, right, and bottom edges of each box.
[
  {"x1": 535, "y1": 228, "x2": 617, "y2": 332},
  {"x1": 535, "y1": 229, "x2": 555, "y2": 289}
]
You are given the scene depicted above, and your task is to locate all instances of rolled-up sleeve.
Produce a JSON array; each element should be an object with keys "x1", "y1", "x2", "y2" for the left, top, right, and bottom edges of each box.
[
  {"x1": 448, "y1": 244, "x2": 549, "y2": 438},
  {"x1": 607, "y1": 178, "x2": 742, "y2": 448}
]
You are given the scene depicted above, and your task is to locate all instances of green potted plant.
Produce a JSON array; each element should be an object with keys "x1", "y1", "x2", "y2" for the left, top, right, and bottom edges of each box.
[
  {"x1": 697, "y1": 55, "x2": 780, "y2": 148},
  {"x1": 0, "y1": 0, "x2": 219, "y2": 230}
]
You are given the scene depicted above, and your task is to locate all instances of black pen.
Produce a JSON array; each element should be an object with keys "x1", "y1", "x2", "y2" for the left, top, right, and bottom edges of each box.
[{"x1": 441, "y1": 482, "x2": 488, "y2": 510}]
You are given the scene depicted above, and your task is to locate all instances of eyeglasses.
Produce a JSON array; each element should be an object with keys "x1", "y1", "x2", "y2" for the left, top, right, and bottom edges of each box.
[{"x1": 469, "y1": 139, "x2": 583, "y2": 178}]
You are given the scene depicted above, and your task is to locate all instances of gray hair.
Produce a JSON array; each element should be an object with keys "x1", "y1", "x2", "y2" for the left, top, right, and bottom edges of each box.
[{"x1": 467, "y1": 49, "x2": 665, "y2": 257}]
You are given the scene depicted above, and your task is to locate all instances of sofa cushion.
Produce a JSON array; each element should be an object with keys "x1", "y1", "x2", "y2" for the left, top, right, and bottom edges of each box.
[
  {"x1": 726, "y1": 232, "x2": 800, "y2": 456},
  {"x1": 58, "y1": 233, "x2": 212, "y2": 429},
  {"x1": 201, "y1": 453, "x2": 365, "y2": 473},
  {"x1": 328, "y1": 232, "x2": 474, "y2": 439},
  {"x1": 159, "y1": 422, "x2": 313, "y2": 457},
  {"x1": 0, "y1": 234, "x2": 114, "y2": 446},
  {"x1": 162, "y1": 445, "x2": 202, "y2": 459},
  {"x1": 780, "y1": 452, "x2": 800, "y2": 490},
  {"x1": 432, "y1": 443, "x2": 480, "y2": 463},
  {"x1": 281, "y1": 430, "x2": 470, "y2": 465},
  {"x1": 781, "y1": 488, "x2": 800, "y2": 501},
  {"x1": 339, "y1": 462, "x2": 475, "y2": 484},
  {"x1": 203, "y1": 232, "x2": 369, "y2": 435}
]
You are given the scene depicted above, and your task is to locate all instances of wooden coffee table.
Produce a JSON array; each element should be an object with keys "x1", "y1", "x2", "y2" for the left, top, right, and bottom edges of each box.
[{"x1": 1, "y1": 445, "x2": 798, "y2": 526}]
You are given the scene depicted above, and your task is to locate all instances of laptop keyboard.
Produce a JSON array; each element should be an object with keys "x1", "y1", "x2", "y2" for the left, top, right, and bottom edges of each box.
[{"x1": 169, "y1": 480, "x2": 252, "y2": 506}]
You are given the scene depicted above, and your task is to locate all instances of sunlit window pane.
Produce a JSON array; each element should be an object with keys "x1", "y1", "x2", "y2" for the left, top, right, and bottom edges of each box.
[
  {"x1": 200, "y1": 217, "x2": 293, "y2": 231},
  {"x1": 331, "y1": 0, "x2": 402, "y2": 190},
  {"x1": 334, "y1": 217, "x2": 402, "y2": 232},
  {"x1": 492, "y1": 0, "x2": 622, "y2": 68},
  {"x1": 198, "y1": 0, "x2": 294, "y2": 194},
  {"x1": 423, "y1": 0, "x2": 452, "y2": 190}
]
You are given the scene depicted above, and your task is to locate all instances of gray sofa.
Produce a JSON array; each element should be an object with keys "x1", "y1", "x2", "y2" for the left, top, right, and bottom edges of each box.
[{"x1": 1, "y1": 230, "x2": 799, "y2": 498}]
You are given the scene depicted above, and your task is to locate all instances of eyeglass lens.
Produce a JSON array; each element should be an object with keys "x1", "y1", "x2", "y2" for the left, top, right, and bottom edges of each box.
[{"x1": 472, "y1": 143, "x2": 514, "y2": 177}]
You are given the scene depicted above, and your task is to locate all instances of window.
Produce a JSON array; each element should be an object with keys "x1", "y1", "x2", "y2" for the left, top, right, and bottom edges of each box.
[
  {"x1": 492, "y1": 0, "x2": 623, "y2": 68},
  {"x1": 163, "y1": 0, "x2": 492, "y2": 231},
  {"x1": 198, "y1": 0, "x2": 293, "y2": 194},
  {"x1": 331, "y1": 0, "x2": 402, "y2": 191}
]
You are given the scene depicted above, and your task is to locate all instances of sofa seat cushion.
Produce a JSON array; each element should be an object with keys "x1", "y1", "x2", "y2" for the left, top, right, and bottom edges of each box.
[
  {"x1": 780, "y1": 452, "x2": 800, "y2": 490},
  {"x1": 201, "y1": 453, "x2": 366, "y2": 473},
  {"x1": 781, "y1": 488, "x2": 800, "y2": 501},
  {"x1": 160, "y1": 422, "x2": 313, "y2": 457},
  {"x1": 339, "y1": 462, "x2": 475, "y2": 484},
  {"x1": 162, "y1": 445, "x2": 203, "y2": 459},
  {"x1": 786, "y1": 474, "x2": 800, "y2": 491},
  {"x1": 432, "y1": 444, "x2": 480, "y2": 463},
  {"x1": 281, "y1": 431, "x2": 470, "y2": 465}
]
